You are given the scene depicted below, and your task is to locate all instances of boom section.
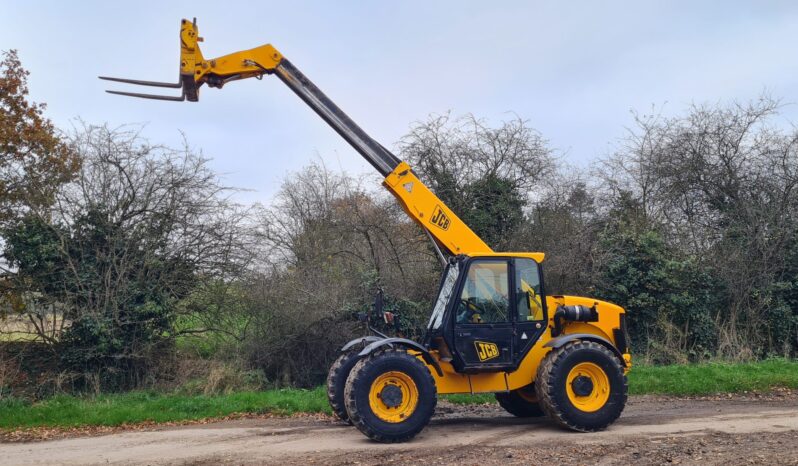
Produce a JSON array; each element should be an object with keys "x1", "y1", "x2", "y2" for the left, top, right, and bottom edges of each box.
[
  {"x1": 273, "y1": 61, "x2": 491, "y2": 255},
  {"x1": 100, "y1": 18, "x2": 492, "y2": 255},
  {"x1": 274, "y1": 60, "x2": 400, "y2": 177}
]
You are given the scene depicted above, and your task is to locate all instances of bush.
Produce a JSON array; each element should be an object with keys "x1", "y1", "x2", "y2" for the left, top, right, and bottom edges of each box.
[
  {"x1": 595, "y1": 227, "x2": 723, "y2": 363},
  {"x1": 1, "y1": 125, "x2": 250, "y2": 392}
]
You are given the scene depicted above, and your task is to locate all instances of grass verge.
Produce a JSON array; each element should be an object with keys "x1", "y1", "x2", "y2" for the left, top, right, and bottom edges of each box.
[
  {"x1": 0, "y1": 387, "x2": 329, "y2": 430},
  {"x1": 628, "y1": 358, "x2": 798, "y2": 396},
  {"x1": 1, "y1": 359, "x2": 796, "y2": 430}
]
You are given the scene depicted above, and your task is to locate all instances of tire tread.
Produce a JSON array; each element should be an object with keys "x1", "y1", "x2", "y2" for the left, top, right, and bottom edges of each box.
[
  {"x1": 344, "y1": 349, "x2": 437, "y2": 443},
  {"x1": 326, "y1": 351, "x2": 360, "y2": 424},
  {"x1": 535, "y1": 340, "x2": 627, "y2": 432}
]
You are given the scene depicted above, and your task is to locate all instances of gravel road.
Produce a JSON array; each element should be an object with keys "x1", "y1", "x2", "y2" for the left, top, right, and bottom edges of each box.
[{"x1": 3, "y1": 393, "x2": 797, "y2": 465}]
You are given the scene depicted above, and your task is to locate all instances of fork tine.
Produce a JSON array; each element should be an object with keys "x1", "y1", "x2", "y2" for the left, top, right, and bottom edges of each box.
[
  {"x1": 98, "y1": 76, "x2": 182, "y2": 88},
  {"x1": 105, "y1": 90, "x2": 186, "y2": 101}
]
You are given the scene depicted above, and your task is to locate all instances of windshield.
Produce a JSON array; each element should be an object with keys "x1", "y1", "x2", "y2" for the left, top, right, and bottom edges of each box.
[{"x1": 427, "y1": 263, "x2": 459, "y2": 330}]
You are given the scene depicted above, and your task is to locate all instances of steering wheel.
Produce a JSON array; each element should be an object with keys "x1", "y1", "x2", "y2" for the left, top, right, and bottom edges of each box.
[{"x1": 460, "y1": 298, "x2": 483, "y2": 323}]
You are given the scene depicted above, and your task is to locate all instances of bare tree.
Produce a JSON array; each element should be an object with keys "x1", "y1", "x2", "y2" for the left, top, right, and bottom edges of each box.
[
  {"x1": 244, "y1": 162, "x2": 439, "y2": 386},
  {"x1": 400, "y1": 113, "x2": 556, "y2": 198}
]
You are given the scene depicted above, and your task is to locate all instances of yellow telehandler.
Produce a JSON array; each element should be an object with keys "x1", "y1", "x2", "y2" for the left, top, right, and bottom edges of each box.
[{"x1": 102, "y1": 18, "x2": 632, "y2": 443}]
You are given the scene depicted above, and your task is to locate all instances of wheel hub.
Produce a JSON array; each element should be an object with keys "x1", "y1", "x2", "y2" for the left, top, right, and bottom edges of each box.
[
  {"x1": 368, "y1": 371, "x2": 420, "y2": 423},
  {"x1": 571, "y1": 375, "x2": 594, "y2": 396},
  {"x1": 565, "y1": 362, "x2": 611, "y2": 413},
  {"x1": 379, "y1": 384, "x2": 404, "y2": 408}
]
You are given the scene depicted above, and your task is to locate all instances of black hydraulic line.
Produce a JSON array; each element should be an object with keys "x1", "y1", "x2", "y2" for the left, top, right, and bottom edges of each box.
[{"x1": 274, "y1": 59, "x2": 402, "y2": 176}]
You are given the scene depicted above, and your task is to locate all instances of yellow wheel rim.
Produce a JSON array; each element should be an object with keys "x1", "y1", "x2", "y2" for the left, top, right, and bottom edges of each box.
[
  {"x1": 566, "y1": 362, "x2": 610, "y2": 412},
  {"x1": 368, "y1": 371, "x2": 419, "y2": 423}
]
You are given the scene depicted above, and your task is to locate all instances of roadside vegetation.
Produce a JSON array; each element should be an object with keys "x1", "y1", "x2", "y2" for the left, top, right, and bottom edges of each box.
[
  {"x1": 1, "y1": 49, "x2": 796, "y2": 411},
  {"x1": 0, "y1": 387, "x2": 328, "y2": 430},
  {"x1": 2, "y1": 359, "x2": 796, "y2": 430},
  {"x1": 628, "y1": 358, "x2": 798, "y2": 396}
]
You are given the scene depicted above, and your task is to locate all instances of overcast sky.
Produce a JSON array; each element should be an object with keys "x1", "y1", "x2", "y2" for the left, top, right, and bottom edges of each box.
[{"x1": 3, "y1": 1, "x2": 798, "y2": 204}]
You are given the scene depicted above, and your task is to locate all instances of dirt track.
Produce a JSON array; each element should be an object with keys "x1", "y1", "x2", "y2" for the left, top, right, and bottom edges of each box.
[{"x1": 3, "y1": 394, "x2": 798, "y2": 465}]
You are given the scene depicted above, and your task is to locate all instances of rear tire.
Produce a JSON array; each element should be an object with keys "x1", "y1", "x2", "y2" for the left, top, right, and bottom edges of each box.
[
  {"x1": 344, "y1": 349, "x2": 437, "y2": 443},
  {"x1": 535, "y1": 340, "x2": 627, "y2": 432},
  {"x1": 326, "y1": 350, "x2": 361, "y2": 424},
  {"x1": 495, "y1": 384, "x2": 545, "y2": 417}
]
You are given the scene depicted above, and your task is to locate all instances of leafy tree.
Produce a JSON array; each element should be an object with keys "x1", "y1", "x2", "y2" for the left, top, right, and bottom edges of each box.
[
  {"x1": 0, "y1": 50, "x2": 79, "y2": 225},
  {"x1": 594, "y1": 225, "x2": 722, "y2": 363},
  {"x1": 459, "y1": 175, "x2": 525, "y2": 248}
]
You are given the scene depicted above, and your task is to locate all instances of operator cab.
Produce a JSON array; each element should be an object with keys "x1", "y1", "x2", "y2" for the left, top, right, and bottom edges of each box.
[{"x1": 426, "y1": 255, "x2": 548, "y2": 373}]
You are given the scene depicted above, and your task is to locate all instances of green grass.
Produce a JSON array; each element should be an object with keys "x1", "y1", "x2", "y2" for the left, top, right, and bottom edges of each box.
[
  {"x1": 0, "y1": 387, "x2": 330, "y2": 430},
  {"x1": 628, "y1": 358, "x2": 798, "y2": 396},
  {"x1": 442, "y1": 393, "x2": 495, "y2": 404},
  {"x1": 1, "y1": 359, "x2": 796, "y2": 431}
]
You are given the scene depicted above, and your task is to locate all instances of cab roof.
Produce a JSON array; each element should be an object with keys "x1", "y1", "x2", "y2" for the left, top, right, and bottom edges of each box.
[{"x1": 467, "y1": 252, "x2": 545, "y2": 263}]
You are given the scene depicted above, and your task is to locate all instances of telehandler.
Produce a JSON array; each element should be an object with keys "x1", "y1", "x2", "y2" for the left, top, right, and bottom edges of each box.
[{"x1": 102, "y1": 18, "x2": 632, "y2": 443}]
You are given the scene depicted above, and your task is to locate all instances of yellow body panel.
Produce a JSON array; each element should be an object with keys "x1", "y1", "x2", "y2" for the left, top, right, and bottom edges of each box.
[
  {"x1": 383, "y1": 162, "x2": 492, "y2": 255},
  {"x1": 179, "y1": 20, "x2": 204, "y2": 75},
  {"x1": 203, "y1": 45, "x2": 282, "y2": 79},
  {"x1": 178, "y1": 19, "x2": 283, "y2": 88},
  {"x1": 472, "y1": 251, "x2": 546, "y2": 262},
  {"x1": 424, "y1": 295, "x2": 630, "y2": 394}
]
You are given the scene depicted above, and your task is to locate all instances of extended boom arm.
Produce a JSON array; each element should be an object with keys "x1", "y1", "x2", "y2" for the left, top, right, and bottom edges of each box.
[{"x1": 101, "y1": 18, "x2": 491, "y2": 255}]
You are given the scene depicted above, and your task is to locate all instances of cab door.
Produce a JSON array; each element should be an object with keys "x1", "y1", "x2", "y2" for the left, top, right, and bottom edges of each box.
[
  {"x1": 451, "y1": 258, "x2": 515, "y2": 372},
  {"x1": 512, "y1": 258, "x2": 547, "y2": 362}
]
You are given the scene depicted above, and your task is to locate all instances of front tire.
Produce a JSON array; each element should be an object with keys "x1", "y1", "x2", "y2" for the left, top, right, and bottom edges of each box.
[
  {"x1": 344, "y1": 349, "x2": 437, "y2": 443},
  {"x1": 535, "y1": 341, "x2": 627, "y2": 432},
  {"x1": 495, "y1": 384, "x2": 545, "y2": 417}
]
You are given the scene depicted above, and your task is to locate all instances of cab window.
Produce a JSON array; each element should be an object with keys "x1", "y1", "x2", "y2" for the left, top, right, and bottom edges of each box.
[
  {"x1": 455, "y1": 260, "x2": 510, "y2": 324},
  {"x1": 515, "y1": 258, "x2": 544, "y2": 321}
]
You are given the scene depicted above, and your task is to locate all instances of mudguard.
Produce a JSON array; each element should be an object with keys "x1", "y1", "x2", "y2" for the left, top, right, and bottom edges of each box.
[
  {"x1": 544, "y1": 333, "x2": 627, "y2": 366},
  {"x1": 358, "y1": 337, "x2": 443, "y2": 376},
  {"x1": 340, "y1": 336, "x2": 384, "y2": 353}
]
